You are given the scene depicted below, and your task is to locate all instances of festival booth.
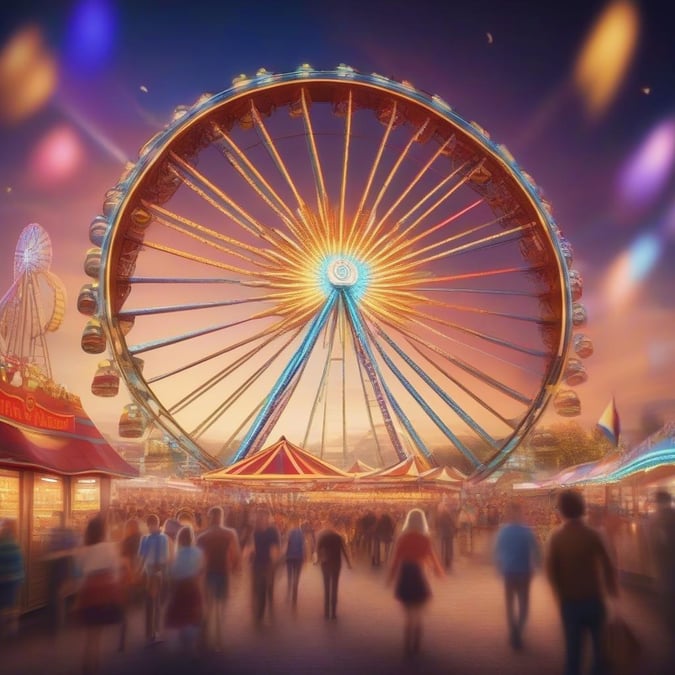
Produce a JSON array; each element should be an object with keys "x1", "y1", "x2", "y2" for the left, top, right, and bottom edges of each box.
[
  {"x1": 0, "y1": 389, "x2": 137, "y2": 612},
  {"x1": 513, "y1": 422, "x2": 675, "y2": 583},
  {"x1": 202, "y1": 436, "x2": 354, "y2": 505}
]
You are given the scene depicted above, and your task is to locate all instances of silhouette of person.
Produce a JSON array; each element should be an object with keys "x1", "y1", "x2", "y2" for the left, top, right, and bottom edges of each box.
[
  {"x1": 250, "y1": 508, "x2": 280, "y2": 626},
  {"x1": 316, "y1": 522, "x2": 352, "y2": 620},
  {"x1": 388, "y1": 508, "x2": 443, "y2": 657},
  {"x1": 0, "y1": 519, "x2": 24, "y2": 639},
  {"x1": 493, "y1": 501, "x2": 540, "y2": 649},
  {"x1": 546, "y1": 489, "x2": 618, "y2": 675},
  {"x1": 284, "y1": 515, "x2": 305, "y2": 608},
  {"x1": 197, "y1": 505, "x2": 241, "y2": 649}
]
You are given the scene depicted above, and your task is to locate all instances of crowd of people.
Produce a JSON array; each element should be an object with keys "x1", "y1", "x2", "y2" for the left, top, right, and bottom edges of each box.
[{"x1": 0, "y1": 486, "x2": 674, "y2": 674}]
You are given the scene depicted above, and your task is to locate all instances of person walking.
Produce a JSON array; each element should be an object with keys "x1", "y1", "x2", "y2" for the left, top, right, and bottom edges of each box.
[
  {"x1": 493, "y1": 501, "x2": 541, "y2": 650},
  {"x1": 196, "y1": 506, "x2": 241, "y2": 650},
  {"x1": 436, "y1": 505, "x2": 457, "y2": 571},
  {"x1": 138, "y1": 513, "x2": 170, "y2": 644},
  {"x1": 75, "y1": 515, "x2": 123, "y2": 675},
  {"x1": 250, "y1": 508, "x2": 280, "y2": 627},
  {"x1": 546, "y1": 489, "x2": 618, "y2": 675},
  {"x1": 165, "y1": 525, "x2": 204, "y2": 655},
  {"x1": 284, "y1": 515, "x2": 305, "y2": 609},
  {"x1": 117, "y1": 517, "x2": 142, "y2": 652},
  {"x1": 316, "y1": 521, "x2": 352, "y2": 620},
  {"x1": 388, "y1": 508, "x2": 443, "y2": 657}
]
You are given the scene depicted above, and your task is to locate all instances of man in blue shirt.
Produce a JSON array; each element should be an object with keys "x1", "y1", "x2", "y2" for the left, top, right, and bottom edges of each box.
[
  {"x1": 494, "y1": 501, "x2": 541, "y2": 650},
  {"x1": 138, "y1": 514, "x2": 170, "y2": 643}
]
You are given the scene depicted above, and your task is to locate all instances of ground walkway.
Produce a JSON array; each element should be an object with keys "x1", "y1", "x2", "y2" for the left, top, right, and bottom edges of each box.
[{"x1": 4, "y1": 556, "x2": 671, "y2": 675}]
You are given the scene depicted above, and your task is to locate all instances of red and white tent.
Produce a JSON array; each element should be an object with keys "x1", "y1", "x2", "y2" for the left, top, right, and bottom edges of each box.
[{"x1": 203, "y1": 436, "x2": 352, "y2": 482}]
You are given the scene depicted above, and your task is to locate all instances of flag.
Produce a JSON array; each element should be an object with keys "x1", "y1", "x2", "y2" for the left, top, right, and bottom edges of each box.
[{"x1": 597, "y1": 397, "x2": 621, "y2": 446}]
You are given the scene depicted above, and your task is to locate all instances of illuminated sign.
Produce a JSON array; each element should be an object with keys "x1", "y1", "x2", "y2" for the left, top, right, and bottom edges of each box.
[{"x1": 0, "y1": 387, "x2": 75, "y2": 432}]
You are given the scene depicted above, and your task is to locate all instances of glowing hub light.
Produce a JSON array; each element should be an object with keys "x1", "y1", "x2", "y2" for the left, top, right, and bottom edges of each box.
[
  {"x1": 320, "y1": 255, "x2": 370, "y2": 300},
  {"x1": 574, "y1": 0, "x2": 640, "y2": 118},
  {"x1": 619, "y1": 117, "x2": 675, "y2": 208}
]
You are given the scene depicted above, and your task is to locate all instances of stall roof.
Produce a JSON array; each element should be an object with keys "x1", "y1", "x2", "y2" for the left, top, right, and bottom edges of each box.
[
  {"x1": 0, "y1": 419, "x2": 137, "y2": 478},
  {"x1": 203, "y1": 436, "x2": 352, "y2": 480},
  {"x1": 359, "y1": 455, "x2": 429, "y2": 480}
]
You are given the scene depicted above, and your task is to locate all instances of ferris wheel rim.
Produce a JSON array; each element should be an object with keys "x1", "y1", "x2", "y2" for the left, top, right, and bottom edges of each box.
[{"x1": 89, "y1": 66, "x2": 576, "y2": 479}]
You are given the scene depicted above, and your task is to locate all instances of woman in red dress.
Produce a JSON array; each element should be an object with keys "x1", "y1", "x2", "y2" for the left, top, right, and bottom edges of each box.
[{"x1": 388, "y1": 508, "x2": 444, "y2": 657}]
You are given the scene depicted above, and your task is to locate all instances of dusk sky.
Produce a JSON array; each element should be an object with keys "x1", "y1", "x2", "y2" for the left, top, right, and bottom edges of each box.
[{"x1": 0, "y1": 0, "x2": 673, "y2": 456}]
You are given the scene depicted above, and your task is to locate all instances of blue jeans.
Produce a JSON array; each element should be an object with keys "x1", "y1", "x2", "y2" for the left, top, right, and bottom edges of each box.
[{"x1": 560, "y1": 598, "x2": 608, "y2": 675}]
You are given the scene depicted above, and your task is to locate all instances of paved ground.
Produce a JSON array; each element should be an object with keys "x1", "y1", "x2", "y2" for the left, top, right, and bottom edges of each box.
[{"x1": 3, "y1": 555, "x2": 673, "y2": 675}]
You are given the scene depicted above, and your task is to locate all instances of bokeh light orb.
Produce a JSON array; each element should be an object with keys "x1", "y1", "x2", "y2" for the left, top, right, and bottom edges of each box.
[
  {"x1": 66, "y1": 0, "x2": 117, "y2": 72},
  {"x1": 0, "y1": 26, "x2": 57, "y2": 124},
  {"x1": 29, "y1": 125, "x2": 84, "y2": 186},
  {"x1": 618, "y1": 117, "x2": 675, "y2": 208},
  {"x1": 573, "y1": 0, "x2": 640, "y2": 118}
]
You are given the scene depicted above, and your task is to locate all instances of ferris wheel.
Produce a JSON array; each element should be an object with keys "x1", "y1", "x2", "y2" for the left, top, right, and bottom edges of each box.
[
  {"x1": 0, "y1": 223, "x2": 66, "y2": 380},
  {"x1": 79, "y1": 65, "x2": 591, "y2": 479}
]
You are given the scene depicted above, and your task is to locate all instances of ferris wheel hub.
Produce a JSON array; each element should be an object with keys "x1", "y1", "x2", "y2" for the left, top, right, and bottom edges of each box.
[{"x1": 327, "y1": 257, "x2": 359, "y2": 287}]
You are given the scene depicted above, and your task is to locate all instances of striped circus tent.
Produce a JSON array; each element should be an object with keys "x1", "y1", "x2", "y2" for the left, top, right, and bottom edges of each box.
[
  {"x1": 203, "y1": 436, "x2": 352, "y2": 481},
  {"x1": 419, "y1": 465, "x2": 466, "y2": 484}
]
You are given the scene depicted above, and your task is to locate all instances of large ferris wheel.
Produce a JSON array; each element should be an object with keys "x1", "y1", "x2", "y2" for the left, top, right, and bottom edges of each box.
[
  {"x1": 79, "y1": 65, "x2": 591, "y2": 479},
  {"x1": 0, "y1": 223, "x2": 66, "y2": 380}
]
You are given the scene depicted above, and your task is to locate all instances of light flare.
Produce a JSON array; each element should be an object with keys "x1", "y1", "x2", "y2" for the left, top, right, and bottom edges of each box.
[
  {"x1": 618, "y1": 117, "x2": 675, "y2": 208},
  {"x1": 574, "y1": 0, "x2": 640, "y2": 118}
]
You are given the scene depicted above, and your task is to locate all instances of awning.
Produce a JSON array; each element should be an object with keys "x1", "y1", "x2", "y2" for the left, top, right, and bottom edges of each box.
[{"x1": 0, "y1": 419, "x2": 137, "y2": 478}]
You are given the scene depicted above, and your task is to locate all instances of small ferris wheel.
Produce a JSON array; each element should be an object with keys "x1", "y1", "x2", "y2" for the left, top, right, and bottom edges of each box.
[{"x1": 0, "y1": 223, "x2": 66, "y2": 379}]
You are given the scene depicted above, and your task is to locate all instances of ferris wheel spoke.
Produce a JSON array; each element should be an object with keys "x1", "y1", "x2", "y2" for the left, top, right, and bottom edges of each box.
[
  {"x1": 190, "y1": 330, "x2": 301, "y2": 438},
  {"x1": 346, "y1": 101, "x2": 400, "y2": 252},
  {"x1": 371, "y1": 321, "x2": 499, "y2": 448},
  {"x1": 250, "y1": 105, "x2": 326, "y2": 255},
  {"x1": 344, "y1": 291, "x2": 442, "y2": 464},
  {"x1": 119, "y1": 294, "x2": 279, "y2": 318},
  {"x1": 403, "y1": 333, "x2": 521, "y2": 429},
  {"x1": 404, "y1": 286, "x2": 540, "y2": 297},
  {"x1": 212, "y1": 123, "x2": 306, "y2": 234},
  {"x1": 372, "y1": 159, "x2": 478, "y2": 251},
  {"x1": 369, "y1": 136, "x2": 457, "y2": 241},
  {"x1": 218, "y1": 399, "x2": 265, "y2": 458},
  {"x1": 229, "y1": 290, "x2": 339, "y2": 463},
  {"x1": 395, "y1": 265, "x2": 542, "y2": 287},
  {"x1": 384, "y1": 316, "x2": 533, "y2": 405},
  {"x1": 357, "y1": 119, "x2": 433, "y2": 253},
  {"x1": 300, "y1": 89, "x2": 330, "y2": 227},
  {"x1": 128, "y1": 308, "x2": 279, "y2": 356},
  {"x1": 139, "y1": 238, "x2": 271, "y2": 279},
  {"x1": 148, "y1": 317, "x2": 301, "y2": 385},
  {"x1": 353, "y1": 338, "x2": 386, "y2": 466},
  {"x1": 407, "y1": 312, "x2": 541, "y2": 384},
  {"x1": 338, "y1": 91, "x2": 353, "y2": 247},
  {"x1": 370, "y1": 200, "x2": 492, "y2": 268},
  {"x1": 145, "y1": 202, "x2": 284, "y2": 267},
  {"x1": 361, "y1": 316, "x2": 483, "y2": 466},
  {"x1": 167, "y1": 151, "x2": 290, "y2": 248},
  {"x1": 302, "y1": 309, "x2": 339, "y2": 448},
  {"x1": 383, "y1": 223, "x2": 531, "y2": 276},
  {"x1": 405, "y1": 305, "x2": 548, "y2": 357},
  {"x1": 349, "y1": 315, "x2": 408, "y2": 462}
]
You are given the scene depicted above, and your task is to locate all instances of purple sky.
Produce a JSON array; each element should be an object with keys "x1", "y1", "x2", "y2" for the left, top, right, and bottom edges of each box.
[{"x1": 0, "y1": 0, "x2": 673, "y2": 448}]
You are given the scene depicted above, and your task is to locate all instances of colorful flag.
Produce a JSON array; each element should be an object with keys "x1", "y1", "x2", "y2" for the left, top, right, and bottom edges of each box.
[{"x1": 597, "y1": 397, "x2": 621, "y2": 446}]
